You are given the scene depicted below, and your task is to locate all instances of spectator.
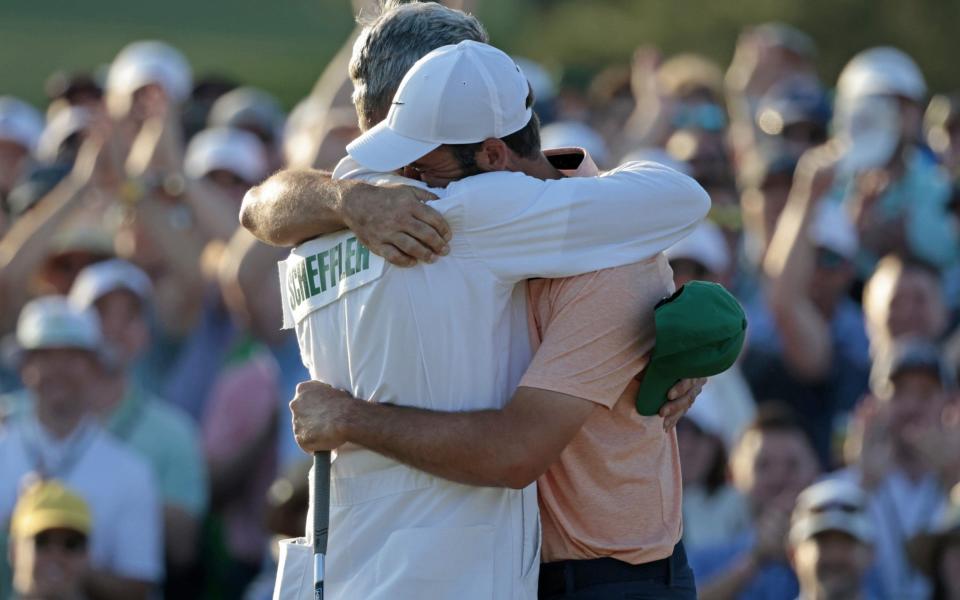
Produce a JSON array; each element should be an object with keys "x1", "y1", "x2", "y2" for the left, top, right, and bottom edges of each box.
[
  {"x1": 843, "y1": 339, "x2": 959, "y2": 598},
  {"x1": 0, "y1": 130, "x2": 116, "y2": 336},
  {"x1": 747, "y1": 146, "x2": 870, "y2": 464},
  {"x1": 0, "y1": 297, "x2": 162, "y2": 599},
  {"x1": 0, "y1": 97, "x2": 43, "y2": 203},
  {"x1": 787, "y1": 479, "x2": 879, "y2": 600},
  {"x1": 8, "y1": 480, "x2": 92, "y2": 600},
  {"x1": 753, "y1": 76, "x2": 830, "y2": 159},
  {"x1": 622, "y1": 51, "x2": 726, "y2": 154},
  {"x1": 862, "y1": 254, "x2": 949, "y2": 356},
  {"x1": 201, "y1": 343, "x2": 279, "y2": 598},
  {"x1": 736, "y1": 146, "x2": 798, "y2": 290},
  {"x1": 207, "y1": 86, "x2": 286, "y2": 172},
  {"x1": 689, "y1": 404, "x2": 821, "y2": 600},
  {"x1": 183, "y1": 127, "x2": 269, "y2": 206},
  {"x1": 831, "y1": 47, "x2": 958, "y2": 271},
  {"x1": 725, "y1": 23, "x2": 819, "y2": 165},
  {"x1": 725, "y1": 23, "x2": 818, "y2": 120},
  {"x1": 679, "y1": 387, "x2": 751, "y2": 552},
  {"x1": 105, "y1": 40, "x2": 192, "y2": 132},
  {"x1": 907, "y1": 485, "x2": 960, "y2": 600},
  {"x1": 44, "y1": 71, "x2": 104, "y2": 117},
  {"x1": 35, "y1": 106, "x2": 93, "y2": 167},
  {"x1": 68, "y1": 259, "x2": 208, "y2": 591}
]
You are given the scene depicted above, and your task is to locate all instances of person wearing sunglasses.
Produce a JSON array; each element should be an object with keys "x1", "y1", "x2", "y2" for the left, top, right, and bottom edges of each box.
[{"x1": 8, "y1": 480, "x2": 92, "y2": 600}]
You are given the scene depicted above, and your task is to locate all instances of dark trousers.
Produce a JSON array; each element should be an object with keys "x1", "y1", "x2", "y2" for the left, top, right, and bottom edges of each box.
[{"x1": 538, "y1": 541, "x2": 697, "y2": 599}]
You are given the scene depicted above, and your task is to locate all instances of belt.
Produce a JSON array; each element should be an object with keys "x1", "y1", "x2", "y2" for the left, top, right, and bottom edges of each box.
[{"x1": 538, "y1": 542, "x2": 685, "y2": 597}]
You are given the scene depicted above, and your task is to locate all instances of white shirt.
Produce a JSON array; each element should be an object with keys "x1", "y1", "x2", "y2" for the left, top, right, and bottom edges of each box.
[
  {"x1": 0, "y1": 415, "x2": 163, "y2": 583},
  {"x1": 281, "y1": 158, "x2": 710, "y2": 599}
]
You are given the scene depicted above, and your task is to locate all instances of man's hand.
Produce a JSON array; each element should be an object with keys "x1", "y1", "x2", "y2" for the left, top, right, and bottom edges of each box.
[
  {"x1": 751, "y1": 500, "x2": 792, "y2": 564},
  {"x1": 845, "y1": 395, "x2": 895, "y2": 490},
  {"x1": 290, "y1": 381, "x2": 357, "y2": 452},
  {"x1": 342, "y1": 183, "x2": 450, "y2": 267},
  {"x1": 659, "y1": 377, "x2": 707, "y2": 431}
]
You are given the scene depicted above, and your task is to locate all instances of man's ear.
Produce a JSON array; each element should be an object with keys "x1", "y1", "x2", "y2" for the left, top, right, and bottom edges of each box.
[{"x1": 475, "y1": 138, "x2": 510, "y2": 171}]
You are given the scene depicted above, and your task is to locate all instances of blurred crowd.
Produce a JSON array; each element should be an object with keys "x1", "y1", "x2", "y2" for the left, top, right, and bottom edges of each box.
[{"x1": 0, "y1": 4, "x2": 959, "y2": 600}]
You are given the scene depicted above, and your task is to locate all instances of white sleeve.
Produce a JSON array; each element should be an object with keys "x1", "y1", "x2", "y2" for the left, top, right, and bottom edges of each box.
[
  {"x1": 451, "y1": 161, "x2": 711, "y2": 283},
  {"x1": 111, "y1": 457, "x2": 164, "y2": 582}
]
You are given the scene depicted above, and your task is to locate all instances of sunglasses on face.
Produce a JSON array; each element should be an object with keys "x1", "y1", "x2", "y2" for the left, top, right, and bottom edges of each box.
[
  {"x1": 33, "y1": 529, "x2": 88, "y2": 553},
  {"x1": 806, "y1": 500, "x2": 863, "y2": 515},
  {"x1": 672, "y1": 104, "x2": 728, "y2": 133}
]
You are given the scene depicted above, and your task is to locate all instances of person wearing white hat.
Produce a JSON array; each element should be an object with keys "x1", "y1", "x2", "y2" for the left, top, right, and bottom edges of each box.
[
  {"x1": 0, "y1": 97, "x2": 44, "y2": 203},
  {"x1": 105, "y1": 40, "x2": 192, "y2": 124},
  {"x1": 282, "y1": 37, "x2": 707, "y2": 599},
  {"x1": 68, "y1": 259, "x2": 208, "y2": 588},
  {"x1": 828, "y1": 47, "x2": 958, "y2": 272},
  {"x1": 787, "y1": 479, "x2": 878, "y2": 600},
  {"x1": 207, "y1": 86, "x2": 286, "y2": 171},
  {"x1": 184, "y1": 126, "x2": 268, "y2": 203},
  {"x1": 0, "y1": 297, "x2": 162, "y2": 600},
  {"x1": 255, "y1": 5, "x2": 708, "y2": 598}
]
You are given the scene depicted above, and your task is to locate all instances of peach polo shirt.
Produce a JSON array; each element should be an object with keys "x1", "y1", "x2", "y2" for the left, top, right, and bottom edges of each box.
[{"x1": 523, "y1": 148, "x2": 683, "y2": 565}]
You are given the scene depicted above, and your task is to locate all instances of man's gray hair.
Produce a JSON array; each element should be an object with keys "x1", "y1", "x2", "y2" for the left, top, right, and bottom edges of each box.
[{"x1": 349, "y1": 1, "x2": 488, "y2": 130}]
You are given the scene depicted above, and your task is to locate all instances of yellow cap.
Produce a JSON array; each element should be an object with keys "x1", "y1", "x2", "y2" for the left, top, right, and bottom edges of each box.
[{"x1": 11, "y1": 480, "x2": 92, "y2": 539}]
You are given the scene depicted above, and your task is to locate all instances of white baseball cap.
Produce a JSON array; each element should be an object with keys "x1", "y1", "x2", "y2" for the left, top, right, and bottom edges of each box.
[
  {"x1": 185, "y1": 127, "x2": 268, "y2": 184},
  {"x1": 347, "y1": 40, "x2": 533, "y2": 173},
  {"x1": 837, "y1": 46, "x2": 926, "y2": 103},
  {"x1": 36, "y1": 106, "x2": 92, "y2": 164},
  {"x1": 790, "y1": 479, "x2": 873, "y2": 545},
  {"x1": 69, "y1": 259, "x2": 153, "y2": 311},
  {"x1": 106, "y1": 40, "x2": 193, "y2": 103},
  {"x1": 16, "y1": 296, "x2": 102, "y2": 353},
  {"x1": 665, "y1": 220, "x2": 730, "y2": 275},
  {"x1": 0, "y1": 97, "x2": 44, "y2": 153},
  {"x1": 208, "y1": 86, "x2": 285, "y2": 141}
]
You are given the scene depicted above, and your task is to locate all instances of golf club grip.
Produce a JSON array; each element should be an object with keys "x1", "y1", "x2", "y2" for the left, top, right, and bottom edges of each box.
[
  {"x1": 313, "y1": 451, "x2": 331, "y2": 600},
  {"x1": 313, "y1": 451, "x2": 331, "y2": 553}
]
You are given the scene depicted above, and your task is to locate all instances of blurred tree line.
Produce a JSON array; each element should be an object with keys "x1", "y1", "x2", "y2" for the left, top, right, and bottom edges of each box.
[
  {"x1": 1, "y1": 0, "x2": 958, "y2": 108},
  {"x1": 479, "y1": 0, "x2": 960, "y2": 93}
]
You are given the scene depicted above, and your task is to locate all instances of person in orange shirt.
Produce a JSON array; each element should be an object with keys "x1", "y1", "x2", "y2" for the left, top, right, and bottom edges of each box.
[{"x1": 287, "y1": 145, "x2": 705, "y2": 598}]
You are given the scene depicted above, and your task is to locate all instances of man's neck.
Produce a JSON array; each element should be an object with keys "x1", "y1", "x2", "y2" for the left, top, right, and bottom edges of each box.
[{"x1": 98, "y1": 372, "x2": 128, "y2": 416}]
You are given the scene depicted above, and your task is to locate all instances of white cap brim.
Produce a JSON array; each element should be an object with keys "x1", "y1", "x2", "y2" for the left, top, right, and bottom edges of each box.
[{"x1": 347, "y1": 120, "x2": 440, "y2": 173}]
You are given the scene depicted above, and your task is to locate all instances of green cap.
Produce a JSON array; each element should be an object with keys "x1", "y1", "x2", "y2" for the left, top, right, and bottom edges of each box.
[{"x1": 635, "y1": 281, "x2": 747, "y2": 416}]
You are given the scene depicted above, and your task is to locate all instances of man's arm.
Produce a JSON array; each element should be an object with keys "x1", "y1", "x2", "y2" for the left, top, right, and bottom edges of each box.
[
  {"x1": 453, "y1": 162, "x2": 711, "y2": 282},
  {"x1": 239, "y1": 169, "x2": 449, "y2": 266},
  {"x1": 293, "y1": 382, "x2": 594, "y2": 489},
  {"x1": 291, "y1": 378, "x2": 704, "y2": 489},
  {"x1": 763, "y1": 145, "x2": 836, "y2": 381}
]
